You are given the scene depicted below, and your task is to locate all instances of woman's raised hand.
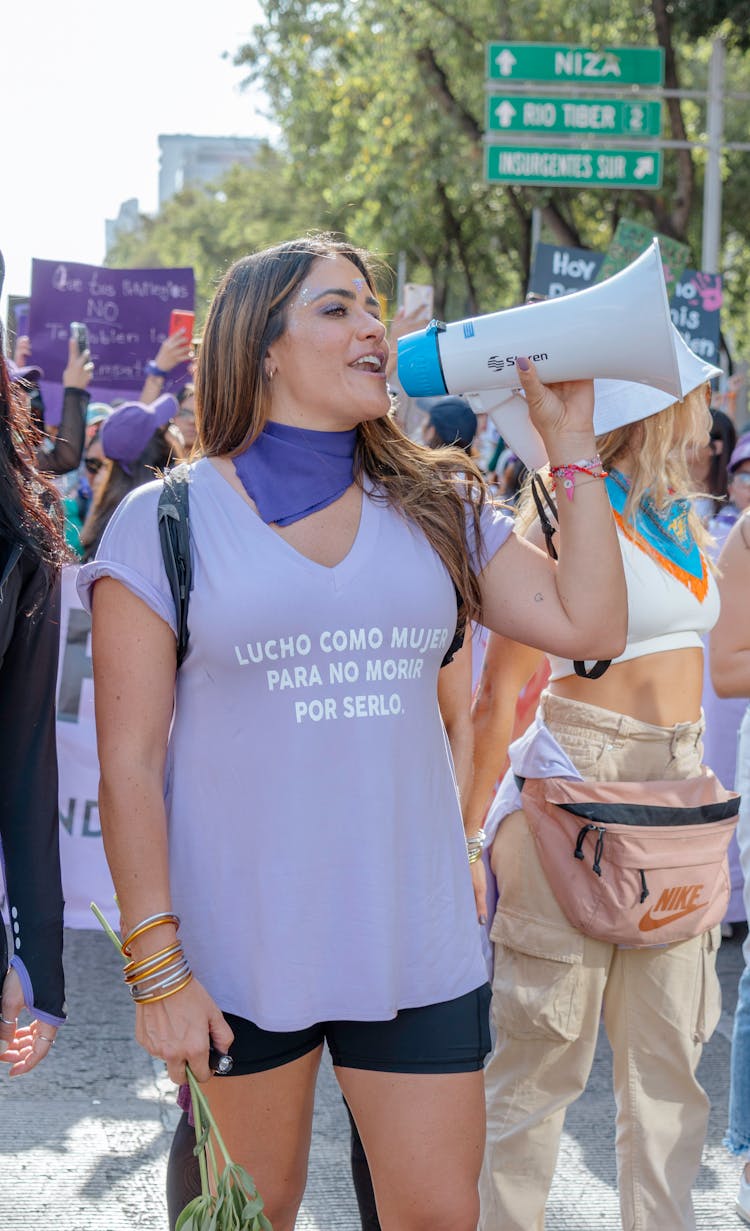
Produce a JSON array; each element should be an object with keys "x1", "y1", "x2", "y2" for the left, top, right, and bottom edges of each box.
[{"x1": 515, "y1": 357, "x2": 595, "y2": 447}]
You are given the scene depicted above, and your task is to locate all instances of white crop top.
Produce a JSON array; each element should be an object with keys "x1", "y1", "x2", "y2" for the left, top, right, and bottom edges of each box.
[{"x1": 547, "y1": 524, "x2": 720, "y2": 682}]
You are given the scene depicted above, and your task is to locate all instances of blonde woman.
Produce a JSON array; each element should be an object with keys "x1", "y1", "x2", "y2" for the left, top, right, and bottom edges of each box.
[{"x1": 476, "y1": 351, "x2": 724, "y2": 1231}]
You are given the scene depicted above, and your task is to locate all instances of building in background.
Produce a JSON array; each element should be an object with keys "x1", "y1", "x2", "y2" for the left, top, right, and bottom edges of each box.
[
  {"x1": 105, "y1": 134, "x2": 262, "y2": 252},
  {"x1": 157, "y1": 134, "x2": 261, "y2": 206}
]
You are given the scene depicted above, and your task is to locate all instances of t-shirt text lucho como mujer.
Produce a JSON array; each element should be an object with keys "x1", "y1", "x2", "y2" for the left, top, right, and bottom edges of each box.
[{"x1": 78, "y1": 459, "x2": 513, "y2": 1030}]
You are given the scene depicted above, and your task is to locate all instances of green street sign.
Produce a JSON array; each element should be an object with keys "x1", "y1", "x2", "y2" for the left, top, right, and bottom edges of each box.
[
  {"x1": 486, "y1": 95, "x2": 662, "y2": 137},
  {"x1": 485, "y1": 144, "x2": 663, "y2": 189},
  {"x1": 486, "y1": 42, "x2": 664, "y2": 86}
]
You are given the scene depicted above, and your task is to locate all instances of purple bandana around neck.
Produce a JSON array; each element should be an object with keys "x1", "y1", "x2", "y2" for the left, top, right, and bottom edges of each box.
[{"x1": 233, "y1": 419, "x2": 358, "y2": 526}]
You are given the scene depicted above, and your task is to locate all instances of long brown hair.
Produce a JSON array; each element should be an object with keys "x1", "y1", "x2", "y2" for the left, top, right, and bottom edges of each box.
[
  {"x1": 0, "y1": 355, "x2": 68, "y2": 589},
  {"x1": 195, "y1": 235, "x2": 488, "y2": 623}
]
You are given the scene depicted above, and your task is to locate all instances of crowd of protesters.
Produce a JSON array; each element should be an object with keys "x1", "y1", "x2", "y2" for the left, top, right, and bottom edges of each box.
[{"x1": 4, "y1": 236, "x2": 750, "y2": 1231}]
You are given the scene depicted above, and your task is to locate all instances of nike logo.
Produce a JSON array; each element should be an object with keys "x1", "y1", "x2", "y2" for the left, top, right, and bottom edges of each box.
[{"x1": 639, "y1": 902, "x2": 708, "y2": 932}]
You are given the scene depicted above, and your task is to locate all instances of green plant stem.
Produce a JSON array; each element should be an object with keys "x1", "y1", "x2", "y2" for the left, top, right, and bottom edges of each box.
[
  {"x1": 90, "y1": 901, "x2": 122, "y2": 953},
  {"x1": 190, "y1": 1070, "x2": 211, "y2": 1198},
  {"x1": 206, "y1": 1131, "x2": 221, "y2": 1195},
  {"x1": 187, "y1": 1068, "x2": 234, "y2": 1169}
]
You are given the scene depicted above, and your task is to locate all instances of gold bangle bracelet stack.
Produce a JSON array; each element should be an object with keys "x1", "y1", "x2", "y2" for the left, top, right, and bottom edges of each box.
[{"x1": 120, "y1": 913, "x2": 192, "y2": 1004}]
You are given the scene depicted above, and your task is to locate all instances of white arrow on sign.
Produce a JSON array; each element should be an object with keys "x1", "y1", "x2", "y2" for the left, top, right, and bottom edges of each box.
[
  {"x1": 494, "y1": 48, "x2": 517, "y2": 76},
  {"x1": 634, "y1": 155, "x2": 655, "y2": 180},
  {"x1": 494, "y1": 100, "x2": 517, "y2": 127}
]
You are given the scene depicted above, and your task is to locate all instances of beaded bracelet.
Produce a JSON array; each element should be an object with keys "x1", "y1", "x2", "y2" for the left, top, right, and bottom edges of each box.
[{"x1": 548, "y1": 455, "x2": 607, "y2": 502}]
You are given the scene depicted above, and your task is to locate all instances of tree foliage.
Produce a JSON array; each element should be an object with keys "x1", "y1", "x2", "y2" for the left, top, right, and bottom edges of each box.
[
  {"x1": 106, "y1": 2, "x2": 750, "y2": 350},
  {"x1": 105, "y1": 145, "x2": 341, "y2": 321},
  {"x1": 672, "y1": 0, "x2": 750, "y2": 49}
]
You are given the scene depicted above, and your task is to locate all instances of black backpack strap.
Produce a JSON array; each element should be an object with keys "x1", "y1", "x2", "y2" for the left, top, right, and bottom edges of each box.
[
  {"x1": 573, "y1": 656, "x2": 612, "y2": 679},
  {"x1": 530, "y1": 472, "x2": 559, "y2": 562},
  {"x1": 157, "y1": 464, "x2": 193, "y2": 668},
  {"x1": 440, "y1": 589, "x2": 465, "y2": 668},
  {"x1": 531, "y1": 472, "x2": 611, "y2": 680}
]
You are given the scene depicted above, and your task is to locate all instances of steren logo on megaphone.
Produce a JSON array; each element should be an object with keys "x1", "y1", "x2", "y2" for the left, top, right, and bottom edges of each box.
[
  {"x1": 487, "y1": 351, "x2": 549, "y2": 373},
  {"x1": 396, "y1": 241, "x2": 683, "y2": 404}
]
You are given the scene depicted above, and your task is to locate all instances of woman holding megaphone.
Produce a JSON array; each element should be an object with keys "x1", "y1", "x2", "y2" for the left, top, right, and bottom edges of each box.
[
  {"x1": 79, "y1": 236, "x2": 626, "y2": 1231},
  {"x1": 472, "y1": 343, "x2": 731, "y2": 1231}
]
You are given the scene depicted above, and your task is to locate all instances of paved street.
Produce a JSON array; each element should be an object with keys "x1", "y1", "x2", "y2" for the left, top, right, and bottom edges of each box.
[{"x1": 0, "y1": 924, "x2": 747, "y2": 1230}]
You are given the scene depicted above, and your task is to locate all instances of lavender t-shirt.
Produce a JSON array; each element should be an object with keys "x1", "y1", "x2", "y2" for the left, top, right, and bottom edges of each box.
[{"x1": 78, "y1": 460, "x2": 513, "y2": 1029}]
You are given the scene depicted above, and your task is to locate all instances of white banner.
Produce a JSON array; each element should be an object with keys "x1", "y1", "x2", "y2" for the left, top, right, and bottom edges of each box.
[{"x1": 56, "y1": 566, "x2": 118, "y2": 929}]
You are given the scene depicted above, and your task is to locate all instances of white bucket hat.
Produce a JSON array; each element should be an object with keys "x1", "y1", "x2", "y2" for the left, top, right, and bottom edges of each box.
[{"x1": 592, "y1": 325, "x2": 721, "y2": 437}]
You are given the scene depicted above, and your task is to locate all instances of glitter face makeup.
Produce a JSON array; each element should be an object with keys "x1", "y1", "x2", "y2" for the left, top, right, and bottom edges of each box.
[{"x1": 296, "y1": 275, "x2": 368, "y2": 306}]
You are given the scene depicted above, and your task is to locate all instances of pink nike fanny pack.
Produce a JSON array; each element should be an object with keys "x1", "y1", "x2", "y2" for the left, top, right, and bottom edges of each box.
[{"x1": 520, "y1": 770, "x2": 740, "y2": 947}]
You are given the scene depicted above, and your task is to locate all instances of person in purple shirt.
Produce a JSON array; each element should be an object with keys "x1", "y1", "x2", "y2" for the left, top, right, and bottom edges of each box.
[{"x1": 78, "y1": 235, "x2": 626, "y2": 1231}]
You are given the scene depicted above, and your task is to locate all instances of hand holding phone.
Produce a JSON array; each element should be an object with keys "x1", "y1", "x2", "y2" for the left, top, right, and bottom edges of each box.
[
  {"x1": 169, "y1": 310, "x2": 195, "y2": 344},
  {"x1": 63, "y1": 335, "x2": 94, "y2": 390},
  {"x1": 70, "y1": 321, "x2": 89, "y2": 355}
]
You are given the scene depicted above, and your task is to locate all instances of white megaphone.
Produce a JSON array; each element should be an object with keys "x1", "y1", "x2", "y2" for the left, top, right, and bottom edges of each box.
[
  {"x1": 397, "y1": 240, "x2": 682, "y2": 402},
  {"x1": 466, "y1": 325, "x2": 722, "y2": 471},
  {"x1": 466, "y1": 387, "x2": 549, "y2": 471}
]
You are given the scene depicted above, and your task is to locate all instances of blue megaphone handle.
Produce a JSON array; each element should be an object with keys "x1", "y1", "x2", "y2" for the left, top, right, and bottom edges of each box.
[{"x1": 397, "y1": 319, "x2": 448, "y2": 398}]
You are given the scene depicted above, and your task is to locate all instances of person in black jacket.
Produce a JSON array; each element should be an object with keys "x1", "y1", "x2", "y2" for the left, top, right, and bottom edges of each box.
[
  {"x1": 9, "y1": 340, "x2": 92, "y2": 478},
  {"x1": 0, "y1": 260, "x2": 68, "y2": 1073}
]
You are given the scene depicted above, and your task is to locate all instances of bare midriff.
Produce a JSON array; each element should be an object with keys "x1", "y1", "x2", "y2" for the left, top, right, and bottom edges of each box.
[{"x1": 547, "y1": 646, "x2": 704, "y2": 728}]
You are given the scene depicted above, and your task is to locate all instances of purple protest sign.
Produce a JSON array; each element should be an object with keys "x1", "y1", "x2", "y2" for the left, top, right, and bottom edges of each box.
[
  {"x1": 29, "y1": 259, "x2": 194, "y2": 424},
  {"x1": 14, "y1": 302, "x2": 30, "y2": 340}
]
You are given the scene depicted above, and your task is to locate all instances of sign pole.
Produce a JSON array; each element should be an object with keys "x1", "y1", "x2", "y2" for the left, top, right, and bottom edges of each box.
[
  {"x1": 701, "y1": 37, "x2": 725, "y2": 274},
  {"x1": 531, "y1": 207, "x2": 542, "y2": 260}
]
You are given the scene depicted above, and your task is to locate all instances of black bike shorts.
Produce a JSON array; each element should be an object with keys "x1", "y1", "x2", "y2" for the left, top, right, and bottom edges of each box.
[{"x1": 220, "y1": 983, "x2": 491, "y2": 1076}]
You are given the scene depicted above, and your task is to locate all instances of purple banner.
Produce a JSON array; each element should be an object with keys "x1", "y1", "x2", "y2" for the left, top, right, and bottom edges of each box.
[
  {"x1": 29, "y1": 259, "x2": 194, "y2": 424},
  {"x1": 14, "y1": 302, "x2": 30, "y2": 340}
]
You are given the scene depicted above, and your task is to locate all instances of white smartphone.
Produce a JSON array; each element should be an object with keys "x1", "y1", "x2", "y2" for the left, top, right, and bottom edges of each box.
[{"x1": 403, "y1": 282, "x2": 434, "y2": 317}]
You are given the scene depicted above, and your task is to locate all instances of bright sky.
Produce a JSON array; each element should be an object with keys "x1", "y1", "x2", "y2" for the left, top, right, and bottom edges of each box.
[{"x1": 1, "y1": 0, "x2": 275, "y2": 315}]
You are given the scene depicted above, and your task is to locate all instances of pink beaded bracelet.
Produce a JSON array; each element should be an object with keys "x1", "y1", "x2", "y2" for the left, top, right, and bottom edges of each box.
[{"x1": 548, "y1": 456, "x2": 607, "y2": 501}]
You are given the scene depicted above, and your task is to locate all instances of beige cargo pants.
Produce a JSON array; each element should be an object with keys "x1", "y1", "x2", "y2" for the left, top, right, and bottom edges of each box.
[{"x1": 479, "y1": 693, "x2": 721, "y2": 1231}]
